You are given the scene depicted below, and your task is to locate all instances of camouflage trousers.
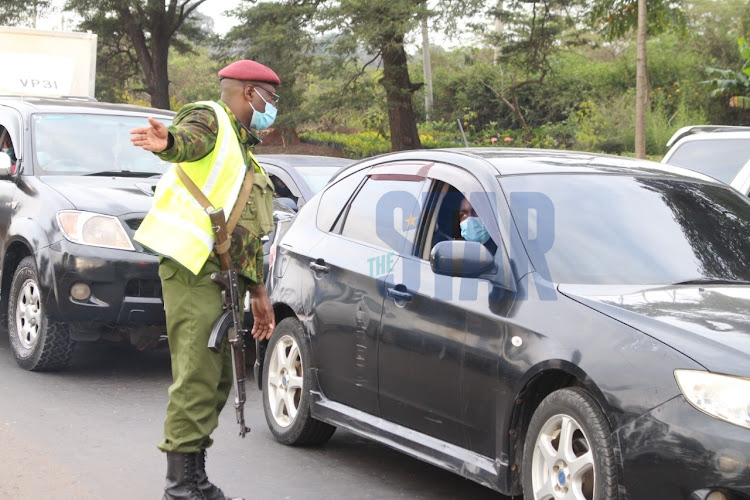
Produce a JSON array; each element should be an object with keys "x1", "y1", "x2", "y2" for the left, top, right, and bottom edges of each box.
[{"x1": 156, "y1": 256, "x2": 246, "y2": 453}]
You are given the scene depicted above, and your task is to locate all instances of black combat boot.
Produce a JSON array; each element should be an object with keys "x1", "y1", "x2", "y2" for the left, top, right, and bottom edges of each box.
[
  {"x1": 195, "y1": 449, "x2": 245, "y2": 500},
  {"x1": 163, "y1": 451, "x2": 205, "y2": 500}
]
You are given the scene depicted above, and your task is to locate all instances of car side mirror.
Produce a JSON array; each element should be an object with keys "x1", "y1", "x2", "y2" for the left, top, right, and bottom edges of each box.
[
  {"x1": 276, "y1": 197, "x2": 298, "y2": 212},
  {"x1": 0, "y1": 151, "x2": 12, "y2": 178},
  {"x1": 430, "y1": 240, "x2": 497, "y2": 278}
]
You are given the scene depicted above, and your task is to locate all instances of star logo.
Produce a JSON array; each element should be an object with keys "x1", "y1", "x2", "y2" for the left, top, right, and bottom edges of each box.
[{"x1": 404, "y1": 214, "x2": 417, "y2": 229}]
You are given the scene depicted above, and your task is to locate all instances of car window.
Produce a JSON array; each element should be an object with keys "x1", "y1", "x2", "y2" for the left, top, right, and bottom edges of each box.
[
  {"x1": 666, "y1": 138, "x2": 750, "y2": 184},
  {"x1": 269, "y1": 174, "x2": 296, "y2": 199},
  {"x1": 420, "y1": 181, "x2": 498, "y2": 260},
  {"x1": 33, "y1": 114, "x2": 172, "y2": 176},
  {"x1": 316, "y1": 166, "x2": 370, "y2": 232},
  {"x1": 501, "y1": 174, "x2": 750, "y2": 285},
  {"x1": 0, "y1": 125, "x2": 17, "y2": 171},
  {"x1": 340, "y1": 177, "x2": 424, "y2": 252},
  {"x1": 297, "y1": 166, "x2": 343, "y2": 194}
]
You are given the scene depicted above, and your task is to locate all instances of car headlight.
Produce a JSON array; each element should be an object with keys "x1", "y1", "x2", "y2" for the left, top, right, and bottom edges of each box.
[
  {"x1": 57, "y1": 210, "x2": 135, "y2": 251},
  {"x1": 675, "y1": 369, "x2": 750, "y2": 430}
]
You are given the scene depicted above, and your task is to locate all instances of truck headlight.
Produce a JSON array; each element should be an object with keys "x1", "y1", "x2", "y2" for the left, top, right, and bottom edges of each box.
[
  {"x1": 675, "y1": 369, "x2": 750, "y2": 430},
  {"x1": 57, "y1": 210, "x2": 135, "y2": 250}
]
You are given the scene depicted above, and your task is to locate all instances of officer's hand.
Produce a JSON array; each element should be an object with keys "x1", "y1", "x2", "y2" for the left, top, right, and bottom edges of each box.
[
  {"x1": 250, "y1": 287, "x2": 275, "y2": 341},
  {"x1": 130, "y1": 117, "x2": 169, "y2": 152}
]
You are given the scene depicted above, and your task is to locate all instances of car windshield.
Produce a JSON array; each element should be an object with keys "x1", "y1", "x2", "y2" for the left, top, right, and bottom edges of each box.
[
  {"x1": 666, "y1": 138, "x2": 750, "y2": 183},
  {"x1": 33, "y1": 113, "x2": 172, "y2": 176},
  {"x1": 501, "y1": 174, "x2": 750, "y2": 285},
  {"x1": 297, "y1": 166, "x2": 344, "y2": 194}
]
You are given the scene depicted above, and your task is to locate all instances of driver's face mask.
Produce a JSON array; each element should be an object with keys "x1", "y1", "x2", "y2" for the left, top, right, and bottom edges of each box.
[
  {"x1": 1, "y1": 148, "x2": 15, "y2": 163},
  {"x1": 460, "y1": 216, "x2": 490, "y2": 244}
]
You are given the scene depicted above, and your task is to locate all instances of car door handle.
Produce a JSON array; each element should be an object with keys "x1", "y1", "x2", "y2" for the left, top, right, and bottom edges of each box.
[
  {"x1": 387, "y1": 287, "x2": 413, "y2": 301},
  {"x1": 309, "y1": 260, "x2": 329, "y2": 273}
]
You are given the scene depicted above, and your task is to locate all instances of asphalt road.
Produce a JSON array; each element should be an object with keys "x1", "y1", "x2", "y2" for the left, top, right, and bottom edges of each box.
[{"x1": 0, "y1": 334, "x2": 512, "y2": 500}]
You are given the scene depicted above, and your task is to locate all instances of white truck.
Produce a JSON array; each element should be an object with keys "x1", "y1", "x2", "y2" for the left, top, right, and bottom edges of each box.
[{"x1": 0, "y1": 26, "x2": 97, "y2": 98}]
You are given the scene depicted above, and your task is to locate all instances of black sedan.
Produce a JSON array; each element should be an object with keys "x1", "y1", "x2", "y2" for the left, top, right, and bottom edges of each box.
[
  {"x1": 259, "y1": 148, "x2": 750, "y2": 500},
  {"x1": 255, "y1": 154, "x2": 354, "y2": 211},
  {"x1": 0, "y1": 96, "x2": 294, "y2": 371}
]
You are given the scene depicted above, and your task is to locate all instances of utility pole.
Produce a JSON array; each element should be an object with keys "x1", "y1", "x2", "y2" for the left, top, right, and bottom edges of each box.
[
  {"x1": 635, "y1": 0, "x2": 648, "y2": 158},
  {"x1": 421, "y1": 8, "x2": 433, "y2": 121}
]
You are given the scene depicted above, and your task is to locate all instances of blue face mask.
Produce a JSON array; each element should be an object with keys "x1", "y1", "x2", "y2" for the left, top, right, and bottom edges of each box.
[
  {"x1": 460, "y1": 216, "x2": 490, "y2": 244},
  {"x1": 249, "y1": 92, "x2": 277, "y2": 130},
  {"x1": 1, "y1": 148, "x2": 15, "y2": 163}
]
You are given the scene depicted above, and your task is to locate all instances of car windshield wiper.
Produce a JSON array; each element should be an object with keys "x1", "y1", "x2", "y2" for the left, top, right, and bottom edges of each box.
[
  {"x1": 672, "y1": 277, "x2": 750, "y2": 286},
  {"x1": 85, "y1": 170, "x2": 162, "y2": 178}
]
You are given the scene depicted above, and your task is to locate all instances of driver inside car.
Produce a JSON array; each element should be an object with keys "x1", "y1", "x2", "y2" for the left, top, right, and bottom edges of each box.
[
  {"x1": 1, "y1": 131, "x2": 17, "y2": 174},
  {"x1": 458, "y1": 196, "x2": 497, "y2": 255}
]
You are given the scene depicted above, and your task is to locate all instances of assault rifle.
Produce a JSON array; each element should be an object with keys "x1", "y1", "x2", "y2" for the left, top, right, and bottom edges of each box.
[{"x1": 206, "y1": 207, "x2": 251, "y2": 438}]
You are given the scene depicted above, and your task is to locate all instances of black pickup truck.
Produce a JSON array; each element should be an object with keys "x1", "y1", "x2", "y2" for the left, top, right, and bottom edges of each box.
[{"x1": 0, "y1": 96, "x2": 294, "y2": 371}]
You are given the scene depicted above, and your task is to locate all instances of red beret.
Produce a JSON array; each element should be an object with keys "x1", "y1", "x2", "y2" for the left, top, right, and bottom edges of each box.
[{"x1": 218, "y1": 60, "x2": 280, "y2": 86}]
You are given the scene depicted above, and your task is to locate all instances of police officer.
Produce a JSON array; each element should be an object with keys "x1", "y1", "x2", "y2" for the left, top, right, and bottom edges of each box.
[{"x1": 130, "y1": 60, "x2": 279, "y2": 500}]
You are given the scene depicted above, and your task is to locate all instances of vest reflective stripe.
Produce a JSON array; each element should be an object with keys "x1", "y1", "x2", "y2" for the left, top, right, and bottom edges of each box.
[
  {"x1": 197, "y1": 103, "x2": 244, "y2": 206},
  {"x1": 136, "y1": 209, "x2": 214, "y2": 272},
  {"x1": 134, "y1": 101, "x2": 246, "y2": 274},
  {"x1": 203, "y1": 122, "x2": 232, "y2": 196},
  {"x1": 145, "y1": 205, "x2": 215, "y2": 248}
]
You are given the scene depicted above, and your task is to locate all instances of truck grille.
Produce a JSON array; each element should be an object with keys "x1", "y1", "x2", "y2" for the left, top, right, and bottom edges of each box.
[
  {"x1": 125, "y1": 218, "x2": 144, "y2": 231},
  {"x1": 125, "y1": 279, "x2": 162, "y2": 298}
]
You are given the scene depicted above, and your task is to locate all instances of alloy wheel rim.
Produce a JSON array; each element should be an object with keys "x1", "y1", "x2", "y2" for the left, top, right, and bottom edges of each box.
[
  {"x1": 267, "y1": 334, "x2": 303, "y2": 427},
  {"x1": 16, "y1": 279, "x2": 42, "y2": 350},
  {"x1": 531, "y1": 413, "x2": 595, "y2": 500}
]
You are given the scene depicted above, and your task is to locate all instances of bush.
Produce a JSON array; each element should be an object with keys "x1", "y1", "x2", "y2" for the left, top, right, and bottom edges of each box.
[
  {"x1": 573, "y1": 86, "x2": 706, "y2": 156},
  {"x1": 300, "y1": 126, "x2": 467, "y2": 158},
  {"x1": 299, "y1": 131, "x2": 390, "y2": 158}
]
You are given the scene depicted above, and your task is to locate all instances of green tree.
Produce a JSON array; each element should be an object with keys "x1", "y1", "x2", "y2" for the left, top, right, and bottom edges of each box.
[
  {"x1": 309, "y1": 0, "x2": 483, "y2": 152},
  {"x1": 588, "y1": 0, "x2": 685, "y2": 39},
  {"x1": 88, "y1": 16, "x2": 142, "y2": 104},
  {"x1": 482, "y1": 0, "x2": 585, "y2": 137},
  {"x1": 301, "y1": 53, "x2": 388, "y2": 133},
  {"x1": 704, "y1": 38, "x2": 750, "y2": 109},
  {"x1": 684, "y1": 0, "x2": 748, "y2": 68},
  {"x1": 66, "y1": 0, "x2": 210, "y2": 109},
  {"x1": 222, "y1": 1, "x2": 318, "y2": 139},
  {"x1": 168, "y1": 46, "x2": 221, "y2": 107},
  {"x1": 0, "y1": 1, "x2": 53, "y2": 27},
  {"x1": 589, "y1": 0, "x2": 686, "y2": 156}
]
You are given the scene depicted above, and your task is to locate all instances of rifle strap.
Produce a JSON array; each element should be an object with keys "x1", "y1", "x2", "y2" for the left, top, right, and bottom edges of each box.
[
  {"x1": 174, "y1": 163, "x2": 255, "y2": 255},
  {"x1": 226, "y1": 159, "x2": 257, "y2": 235}
]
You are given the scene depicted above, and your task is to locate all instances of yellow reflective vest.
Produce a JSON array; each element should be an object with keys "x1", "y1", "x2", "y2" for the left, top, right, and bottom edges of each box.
[{"x1": 134, "y1": 101, "x2": 246, "y2": 275}]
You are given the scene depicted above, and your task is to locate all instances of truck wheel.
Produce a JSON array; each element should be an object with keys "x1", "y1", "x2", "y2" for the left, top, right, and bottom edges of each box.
[
  {"x1": 522, "y1": 387, "x2": 618, "y2": 500},
  {"x1": 262, "y1": 317, "x2": 335, "y2": 446},
  {"x1": 8, "y1": 256, "x2": 74, "y2": 371}
]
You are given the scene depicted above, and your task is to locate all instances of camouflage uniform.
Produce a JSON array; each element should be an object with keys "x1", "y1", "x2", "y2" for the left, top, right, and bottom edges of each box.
[
  {"x1": 156, "y1": 101, "x2": 267, "y2": 284},
  {"x1": 155, "y1": 100, "x2": 269, "y2": 453}
]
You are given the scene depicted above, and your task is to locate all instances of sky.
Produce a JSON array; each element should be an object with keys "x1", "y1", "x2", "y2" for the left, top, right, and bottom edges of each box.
[
  {"x1": 197, "y1": 0, "x2": 239, "y2": 35},
  {"x1": 36, "y1": 0, "x2": 482, "y2": 50},
  {"x1": 193, "y1": 0, "x2": 480, "y2": 47},
  {"x1": 37, "y1": 0, "x2": 239, "y2": 33}
]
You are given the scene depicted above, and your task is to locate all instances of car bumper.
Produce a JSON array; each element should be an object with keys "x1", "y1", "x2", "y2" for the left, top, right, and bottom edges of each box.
[
  {"x1": 40, "y1": 239, "x2": 164, "y2": 325},
  {"x1": 616, "y1": 395, "x2": 749, "y2": 499}
]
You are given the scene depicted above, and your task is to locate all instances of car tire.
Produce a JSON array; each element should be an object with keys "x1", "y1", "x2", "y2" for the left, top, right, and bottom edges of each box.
[
  {"x1": 522, "y1": 387, "x2": 617, "y2": 500},
  {"x1": 8, "y1": 256, "x2": 74, "y2": 371},
  {"x1": 262, "y1": 317, "x2": 336, "y2": 446}
]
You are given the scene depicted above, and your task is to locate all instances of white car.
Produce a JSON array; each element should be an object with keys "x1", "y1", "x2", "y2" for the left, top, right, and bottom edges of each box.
[{"x1": 662, "y1": 125, "x2": 750, "y2": 195}]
